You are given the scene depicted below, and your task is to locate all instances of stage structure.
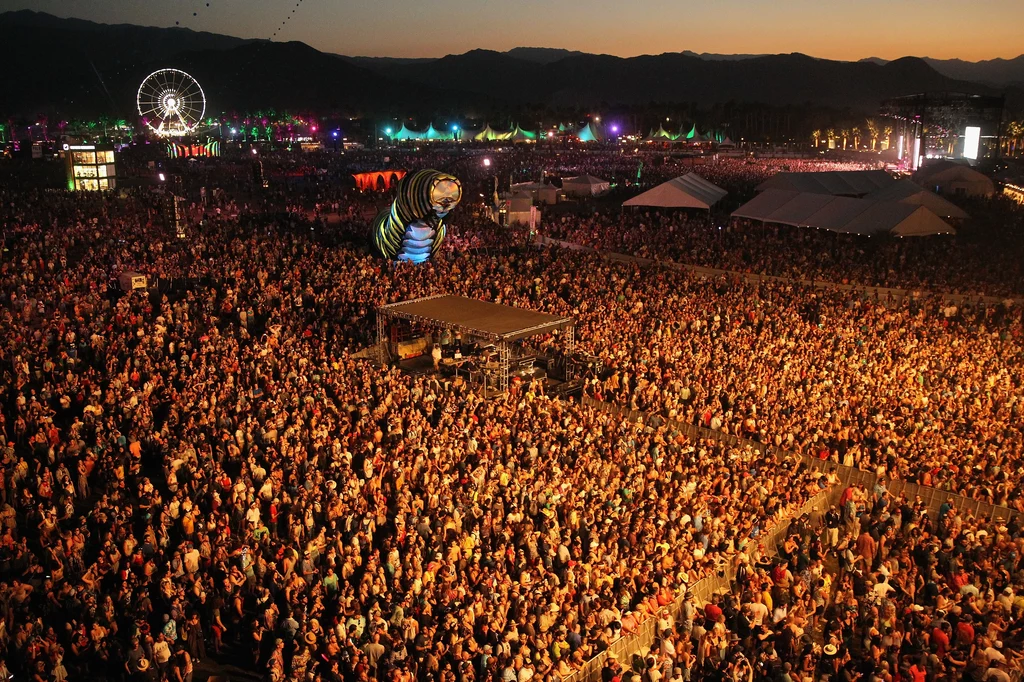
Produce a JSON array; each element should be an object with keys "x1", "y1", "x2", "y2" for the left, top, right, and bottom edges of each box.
[
  {"x1": 353, "y1": 170, "x2": 407, "y2": 191},
  {"x1": 880, "y1": 93, "x2": 1004, "y2": 165},
  {"x1": 376, "y1": 294, "x2": 574, "y2": 394},
  {"x1": 372, "y1": 169, "x2": 461, "y2": 263},
  {"x1": 167, "y1": 140, "x2": 220, "y2": 158}
]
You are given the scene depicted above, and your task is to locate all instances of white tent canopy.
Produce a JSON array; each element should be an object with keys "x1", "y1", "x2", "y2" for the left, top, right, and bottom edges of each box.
[
  {"x1": 913, "y1": 161, "x2": 995, "y2": 198},
  {"x1": 511, "y1": 181, "x2": 559, "y2": 204},
  {"x1": 732, "y1": 189, "x2": 954, "y2": 236},
  {"x1": 756, "y1": 170, "x2": 894, "y2": 197},
  {"x1": 623, "y1": 173, "x2": 728, "y2": 209},
  {"x1": 865, "y1": 179, "x2": 969, "y2": 219},
  {"x1": 562, "y1": 174, "x2": 610, "y2": 197}
]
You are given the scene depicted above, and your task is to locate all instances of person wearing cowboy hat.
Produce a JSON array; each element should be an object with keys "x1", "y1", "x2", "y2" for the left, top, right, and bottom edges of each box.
[{"x1": 601, "y1": 651, "x2": 621, "y2": 682}]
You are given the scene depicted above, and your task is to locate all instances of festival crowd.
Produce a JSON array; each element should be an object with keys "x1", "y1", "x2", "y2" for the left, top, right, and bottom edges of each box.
[{"x1": 0, "y1": 148, "x2": 1021, "y2": 682}]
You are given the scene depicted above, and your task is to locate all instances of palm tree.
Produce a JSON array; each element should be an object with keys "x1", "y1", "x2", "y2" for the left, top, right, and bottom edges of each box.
[
  {"x1": 866, "y1": 119, "x2": 879, "y2": 150},
  {"x1": 852, "y1": 126, "x2": 862, "y2": 150},
  {"x1": 812, "y1": 129, "x2": 821, "y2": 148},
  {"x1": 840, "y1": 129, "x2": 850, "y2": 150},
  {"x1": 882, "y1": 125, "x2": 893, "y2": 151},
  {"x1": 826, "y1": 128, "x2": 836, "y2": 149},
  {"x1": 1007, "y1": 120, "x2": 1023, "y2": 156}
]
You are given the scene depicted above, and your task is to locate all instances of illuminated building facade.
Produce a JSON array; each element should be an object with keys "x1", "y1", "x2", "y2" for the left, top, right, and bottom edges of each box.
[{"x1": 65, "y1": 144, "x2": 116, "y2": 191}]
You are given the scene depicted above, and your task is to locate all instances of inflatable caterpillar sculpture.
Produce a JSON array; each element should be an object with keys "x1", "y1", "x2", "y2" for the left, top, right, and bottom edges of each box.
[{"x1": 372, "y1": 169, "x2": 462, "y2": 263}]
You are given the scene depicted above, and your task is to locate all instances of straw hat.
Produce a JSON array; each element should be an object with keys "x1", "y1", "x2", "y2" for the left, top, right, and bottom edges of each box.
[
  {"x1": 137, "y1": 658, "x2": 151, "y2": 672},
  {"x1": 304, "y1": 632, "x2": 317, "y2": 646},
  {"x1": 823, "y1": 644, "x2": 838, "y2": 656}
]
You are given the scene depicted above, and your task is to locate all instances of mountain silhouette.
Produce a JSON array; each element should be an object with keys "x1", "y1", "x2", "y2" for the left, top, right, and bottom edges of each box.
[{"x1": 0, "y1": 10, "x2": 1009, "y2": 119}]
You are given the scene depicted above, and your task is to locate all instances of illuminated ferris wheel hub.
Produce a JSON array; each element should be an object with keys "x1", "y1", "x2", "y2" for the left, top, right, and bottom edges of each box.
[{"x1": 137, "y1": 68, "x2": 206, "y2": 138}]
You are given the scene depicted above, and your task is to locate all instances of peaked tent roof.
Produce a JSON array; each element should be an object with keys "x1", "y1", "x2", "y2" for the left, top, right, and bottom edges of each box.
[
  {"x1": 885, "y1": 205, "x2": 960, "y2": 237},
  {"x1": 756, "y1": 170, "x2": 894, "y2": 196},
  {"x1": 510, "y1": 125, "x2": 537, "y2": 142},
  {"x1": 865, "y1": 179, "x2": 969, "y2": 219},
  {"x1": 562, "y1": 174, "x2": 610, "y2": 196},
  {"x1": 913, "y1": 161, "x2": 995, "y2": 197},
  {"x1": 645, "y1": 125, "x2": 676, "y2": 141},
  {"x1": 564, "y1": 174, "x2": 609, "y2": 186},
  {"x1": 392, "y1": 123, "x2": 424, "y2": 141},
  {"x1": 490, "y1": 127, "x2": 514, "y2": 141},
  {"x1": 731, "y1": 189, "x2": 954, "y2": 236},
  {"x1": 577, "y1": 123, "x2": 602, "y2": 142},
  {"x1": 719, "y1": 136, "x2": 736, "y2": 147},
  {"x1": 424, "y1": 124, "x2": 452, "y2": 141},
  {"x1": 731, "y1": 189, "x2": 801, "y2": 221},
  {"x1": 622, "y1": 173, "x2": 728, "y2": 209}
]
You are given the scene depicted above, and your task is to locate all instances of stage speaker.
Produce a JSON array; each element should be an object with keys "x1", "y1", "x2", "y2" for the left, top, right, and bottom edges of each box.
[
  {"x1": 252, "y1": 160, "x2": 268, "y2": 189},
  {"x1": 163, "y1": 193, "x2": 187, "y2": 238}
]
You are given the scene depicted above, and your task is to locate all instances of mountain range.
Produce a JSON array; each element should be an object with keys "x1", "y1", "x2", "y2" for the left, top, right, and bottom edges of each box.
[
  {"x1": 862, "y1": 56, "x2": 1024, "y2": 89},
  {"x1": 1, "y1": 10, "x2": 1020, "y2": 119}
]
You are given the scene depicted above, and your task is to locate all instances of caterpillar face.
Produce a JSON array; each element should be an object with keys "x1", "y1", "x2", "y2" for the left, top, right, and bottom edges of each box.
[
  {"x1": 372, "y1": 169, "x2": 461, "y2": 262},
  {"x1": 430, "y1": 177, "x2": 462, "y2": 217}
]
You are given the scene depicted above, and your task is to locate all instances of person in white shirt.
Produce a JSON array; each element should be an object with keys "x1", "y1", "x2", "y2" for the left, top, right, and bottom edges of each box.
[
  {"x1": 873, "y1": 575, "x2": 895, "y2": 600},
  {"x1": 152, "y1": 634, "x2": 172, "y2": 672},
  {"x1": 746, "y1": 601, "x2": 769, "y2": 626},
  {"x1": 246, "y1": 501, "x2": 261, "y2": 528}
]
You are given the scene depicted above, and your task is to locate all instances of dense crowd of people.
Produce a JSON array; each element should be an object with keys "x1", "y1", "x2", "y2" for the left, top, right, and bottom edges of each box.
[
  {"x1": 545, "y1": 207, "x2": 1024, "y2": 297},
  {"x1": 621, "y1": 482, "x2": 1024, "y2": 682},
  {"x1": 0, "y1": 148, "x2": 1022, "y2": 682}
]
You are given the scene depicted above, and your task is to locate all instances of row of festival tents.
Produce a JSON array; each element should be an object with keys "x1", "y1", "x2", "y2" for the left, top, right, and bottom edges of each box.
[
  {"x1": 391, "y1": 122, "x2": 538, "y2": 142},
  {"x1": 389, "y1": 120, "x2": 733, "y2": 144},
  {"x1": 643, "y1": 123, "x2": 734, "y2": 145}
]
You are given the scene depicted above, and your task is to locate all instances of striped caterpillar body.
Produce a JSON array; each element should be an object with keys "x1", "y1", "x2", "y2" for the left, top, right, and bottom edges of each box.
[{"x1": 372, "y1": 169, "x2": 462, "y2": 263}]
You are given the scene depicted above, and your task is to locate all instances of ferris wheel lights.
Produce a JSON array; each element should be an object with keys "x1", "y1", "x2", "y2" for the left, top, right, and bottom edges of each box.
[{"x1": 137, "y1": 69, "x2": 206, "y2": 138}]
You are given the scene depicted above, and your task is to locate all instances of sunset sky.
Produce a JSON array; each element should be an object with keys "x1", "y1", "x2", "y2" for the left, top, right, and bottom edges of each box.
[{"x1": 3, "y1": 0, "x2": 1022, "y2": 62}]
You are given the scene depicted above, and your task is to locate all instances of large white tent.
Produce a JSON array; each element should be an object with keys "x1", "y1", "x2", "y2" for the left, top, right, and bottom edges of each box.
[
  {"x1": 756, "y1": 170, "x2": 894, "y2": 197},
  {"x1": 562, "y1": 174, "x2": 610, "y2": 197},
  {"x1": 622, "y1": 173, "x2": 727, "y2": 210},
  {"x1": 865, "y1": 180, "x2": 969, "y2": 219},
  {"x1": 511, "y1": 181, "x2": 559, "y2": 205},
  {"x1": 913, "y1": 161, "x2": 995, "y2": 198},
  {"x1": 732, "y1": 189, "x2": 954, "y2": 236}
]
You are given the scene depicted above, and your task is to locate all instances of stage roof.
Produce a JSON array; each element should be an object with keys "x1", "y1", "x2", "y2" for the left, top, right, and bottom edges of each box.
[{"x1": 378, "y1": 295, "x2": 574, "y2": 342}]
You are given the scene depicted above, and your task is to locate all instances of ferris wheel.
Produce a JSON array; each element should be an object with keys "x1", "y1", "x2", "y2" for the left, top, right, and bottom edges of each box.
[{"x1": 137, "y1": 68, "x2": 206, "y2": 137}]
